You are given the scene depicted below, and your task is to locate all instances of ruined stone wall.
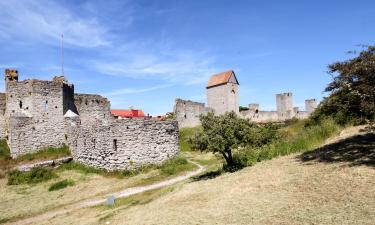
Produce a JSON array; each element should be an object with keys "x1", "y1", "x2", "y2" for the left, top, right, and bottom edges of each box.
[
  {"x1": 240, "y1": 110, "x2": 279, "y2": 123},
  {"x1": 6, "y1": 79, "x2": 66, "y2": 157},
  {"x1": 74, "y1": 94, "x2": 113, "y2": 126},
  {"x1": 295, "y1": 111, "x2": 310, "y2": 119},
  {"x1": 207, "y1": 83, "x2": 239, "y2": 115},
  {"x1": 66, "y1": 118, "x2": 179, "y2": 171},
  {"x1": 174, "y1": 99, "x2": 213, "y2": 128},
  {"x1": 0, "y1": 93, "x2": 6, "y2": 138}
]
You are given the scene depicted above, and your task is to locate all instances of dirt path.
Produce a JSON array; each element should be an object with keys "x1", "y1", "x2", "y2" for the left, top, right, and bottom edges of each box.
[{"x1": 8, "y1": 161, "x2": 205, "y2": 225}]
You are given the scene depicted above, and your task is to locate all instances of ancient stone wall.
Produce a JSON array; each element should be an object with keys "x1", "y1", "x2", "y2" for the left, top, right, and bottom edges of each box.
[
  {"x1": 207, "y1": 83, "x2": 239, "y2": 115},
  {"x1": 0, "y1": 93, "x2": 6, "y2": 139},
  {"x1": 276, "y1": 92, "x2": 294, "y2": 118},
  {"x1": 74, "y1": 94, "x2": 113, "y2": 126},
  {"x1": 66, "y1": 118, "x2": 179, "y2": 171},
  {"x1": 6, "y1": 79, "x2": 67, "y2": 157},
  {"x1": 240, "y1": 110, "x2": 279, "y2": 123},
  {"x1": 174, "y1": 99, "x2": 213, "y2": 128}
]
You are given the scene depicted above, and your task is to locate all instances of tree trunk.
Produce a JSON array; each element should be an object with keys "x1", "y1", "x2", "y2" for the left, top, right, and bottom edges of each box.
[{"x1": 222, "y1": 149, "x2": 234, "y2": 166}]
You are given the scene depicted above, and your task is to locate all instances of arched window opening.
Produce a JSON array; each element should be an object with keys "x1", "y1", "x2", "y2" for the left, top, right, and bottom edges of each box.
[{"x1": 19, "y1": 101, "x2": 22, "y2": 109}]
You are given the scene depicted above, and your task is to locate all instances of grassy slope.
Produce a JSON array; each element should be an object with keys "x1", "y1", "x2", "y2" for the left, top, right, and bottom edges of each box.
[
  {"x1": 0, "y1": 143, "x2": 71, "y2": 177},
  {"x1": 0, "y1": 156, "x2": 198, "y2": 223},
  {"x1": 40, "y1": 126, "x2": 375, "y2": 225}
]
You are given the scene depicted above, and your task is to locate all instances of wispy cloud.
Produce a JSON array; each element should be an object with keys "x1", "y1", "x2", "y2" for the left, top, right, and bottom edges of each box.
[
  {"x1": 103, "y1": 84, "x2": 173, "y2": 97},
  {"x1": 93, "y1": 45, "x2": 218, "y2": 85},
  {"x1": 0, "y1": 0, "x2": 111, "y2": 48}
]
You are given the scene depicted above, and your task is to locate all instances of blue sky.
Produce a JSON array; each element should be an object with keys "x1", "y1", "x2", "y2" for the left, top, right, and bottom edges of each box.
[{"x1": 0, "y1": 0, "x2": 374, "y2": 115}]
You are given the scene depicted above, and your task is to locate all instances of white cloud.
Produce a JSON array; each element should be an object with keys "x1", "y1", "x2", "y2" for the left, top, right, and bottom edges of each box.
[
  {"x1": 93, "y1": 45, "x2": 218, "y2": 85},
  {"x1": 0, "y1": 0, "x2": 111, "y2": 48},
  {"x1": 103, "y1": 84, "x2": 173, "y2": 97}
]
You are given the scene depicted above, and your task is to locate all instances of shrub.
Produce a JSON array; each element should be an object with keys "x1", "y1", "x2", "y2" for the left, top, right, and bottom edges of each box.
[
  {"x1": 48, "y1": 179, "x2": 74, "y2": 191},
  {"x1": 158, "y1": 157, "x2": 190, "y2": 175},
  {"x1": 7, "y1": 168, "x2": 58, "y2": 185}
]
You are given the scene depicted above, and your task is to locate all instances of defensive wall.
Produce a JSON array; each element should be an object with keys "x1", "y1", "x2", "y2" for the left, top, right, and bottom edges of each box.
[{"x1": 1, "y1": 69, "x2": 180, "y2": 170}]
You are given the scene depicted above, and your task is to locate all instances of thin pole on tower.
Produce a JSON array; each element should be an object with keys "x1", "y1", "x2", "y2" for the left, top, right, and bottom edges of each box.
[{"x1": 61, "y1": 34, "x2": 64, "y2": 75}]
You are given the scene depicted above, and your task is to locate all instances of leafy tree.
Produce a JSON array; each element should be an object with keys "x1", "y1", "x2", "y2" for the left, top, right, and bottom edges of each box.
[
  {"x1": 189, "y1": 112, "x2": 260, "y2": 167},
  {"x1": 313, "y1": 46, "x2": 375, "y2": 124}
]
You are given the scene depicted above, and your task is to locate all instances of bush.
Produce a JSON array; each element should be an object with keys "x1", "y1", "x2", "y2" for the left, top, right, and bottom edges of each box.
[
  {"x1": 48, "y1": 179, "x2": 74, "y2": 191},
  {"x1": 158, "y1": 157, "x2": 190, "y2": 175},
  {"x1": 7, "y1": 168, "x2": 58, "y2": 185}
]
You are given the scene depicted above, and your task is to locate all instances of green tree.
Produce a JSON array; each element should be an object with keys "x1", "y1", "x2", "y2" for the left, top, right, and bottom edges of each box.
[
  {"x1": 189, "y1": 112, "x2": 257, "y2": 167},
  {"x1": 314, "y1": 46, "x2": 375, "y2": 124}
]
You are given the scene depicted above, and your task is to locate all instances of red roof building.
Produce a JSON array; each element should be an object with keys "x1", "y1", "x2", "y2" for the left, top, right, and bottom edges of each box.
[
  {"x1": 206, "y1": 70, "x2": 239, "y2": 89},
  {"x1": 111, "y1": 109, "x2": 146, "y2": 118}
]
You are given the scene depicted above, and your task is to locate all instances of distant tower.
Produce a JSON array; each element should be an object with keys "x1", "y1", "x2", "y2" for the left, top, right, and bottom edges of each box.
[
  {"x1": 206, "y1": 70, "x2": 239, "y2": 115},
  {"x1": 305, "y1": 99, "x2": 317, "y2": 113},
  {"x1": 276, "y1": 92, "x2": 294, "y2": 118}
]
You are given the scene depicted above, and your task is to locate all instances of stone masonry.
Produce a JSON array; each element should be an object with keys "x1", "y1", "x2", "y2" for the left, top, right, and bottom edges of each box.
[
  {"x1": 0, "y1": 69, "x2": 179, "y2": 171},
  {"x1": 175, "y1": 70, "x2": 318, "y2": 127}
]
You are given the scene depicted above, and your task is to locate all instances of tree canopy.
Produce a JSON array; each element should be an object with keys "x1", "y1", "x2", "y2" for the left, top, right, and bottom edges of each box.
[
  {"x1": 189, "y1": 112, "x2": 280, "y2": 168},
  {"x1": 313, "y1": 46, "x2": 375, "y2": 124}
]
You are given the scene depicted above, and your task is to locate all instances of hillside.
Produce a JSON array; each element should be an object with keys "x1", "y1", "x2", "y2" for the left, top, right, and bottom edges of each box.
[{"x1": 34, "y1": 126, "x2": 374, "y2": 225}]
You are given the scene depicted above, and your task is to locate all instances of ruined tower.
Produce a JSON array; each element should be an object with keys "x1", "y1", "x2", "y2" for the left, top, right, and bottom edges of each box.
[
  {"x1": 206, "y1": 70, "x2": 239, "y2": 115},
  {"x1": 276, "y1": 92, "x2": 294, "y2": 118}
]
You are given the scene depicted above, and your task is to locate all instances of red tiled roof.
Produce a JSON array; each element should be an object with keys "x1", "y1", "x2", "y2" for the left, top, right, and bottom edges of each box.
[
  {"x1": 206, "y1": 70, "x2": 238, "y2": 88},
  {"x1": 111, "y1": 109, "x2": 146, "y2": 118}
]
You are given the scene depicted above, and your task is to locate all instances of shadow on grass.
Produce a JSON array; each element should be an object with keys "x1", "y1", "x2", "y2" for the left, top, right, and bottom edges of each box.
[
  {"x1": 191, "y1": 169, "x2": 223, "y2": 182},
  {"x1": 298, "y1": 132, "x2": 375, "y2": 167},
  {"x1": 191, "y1": 162, "x2": 246, "y2": 182}
]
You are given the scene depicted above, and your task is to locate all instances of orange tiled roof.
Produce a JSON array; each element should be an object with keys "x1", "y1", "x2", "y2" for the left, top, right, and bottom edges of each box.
[
  {"x1": 206, "y1": 70, "x2": 238, "y2": 88},
  {"x1": 111, "y1": 109, "x2": 146, "y2": 118}
]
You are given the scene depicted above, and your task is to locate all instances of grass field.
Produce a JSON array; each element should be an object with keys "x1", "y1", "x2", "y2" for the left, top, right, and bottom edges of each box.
[
  {"x1": 38, "y1": 126, "x2": 375, "y2": 225},
  {"x1": 0, "y1": 155, "x2": 198, "y2": 223}
]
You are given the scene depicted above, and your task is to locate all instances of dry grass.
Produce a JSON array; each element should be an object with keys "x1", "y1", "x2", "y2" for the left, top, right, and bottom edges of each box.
[
  {"x1": 37, "y1": 126, "x2": 375, "y2": 225},
  {"x1": 0, "y1": 157, "x2": 198, "y2": 223}
]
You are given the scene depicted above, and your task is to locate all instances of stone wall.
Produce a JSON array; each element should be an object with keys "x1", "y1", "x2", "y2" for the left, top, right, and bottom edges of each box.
[
  {"x1": 0, "y1": 93, "x2": 6, "y2": 138},
  {"x1": 74, "y1": 94, "x2": 113, "y2": 126},
  {"x1": 6, "y1": 79, "x2": 66, "y2": 157},
  {"x1": 174, "y1": 99, "x2": 213, "y2": 128},
  {"x1": 240, "y1": 110, "x2": 279, "y2": 123},
  {"x1": 207, "y1": 83, "x2": 239, "y2": 115},
  {"x1": 66, "y1": 118, "x2": 179, "y2": 171}
]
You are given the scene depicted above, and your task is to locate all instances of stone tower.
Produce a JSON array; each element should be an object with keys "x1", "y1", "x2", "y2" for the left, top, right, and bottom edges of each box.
[
  {"x1": 305, "y1": 99, "x2": 317, "y2": 113},
  {"x1": 206, "y1": 70, "x2": 239, "y2": 115},
  {"x1": 276, "y1": 92, "x2": 294, "y2": 118}
]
